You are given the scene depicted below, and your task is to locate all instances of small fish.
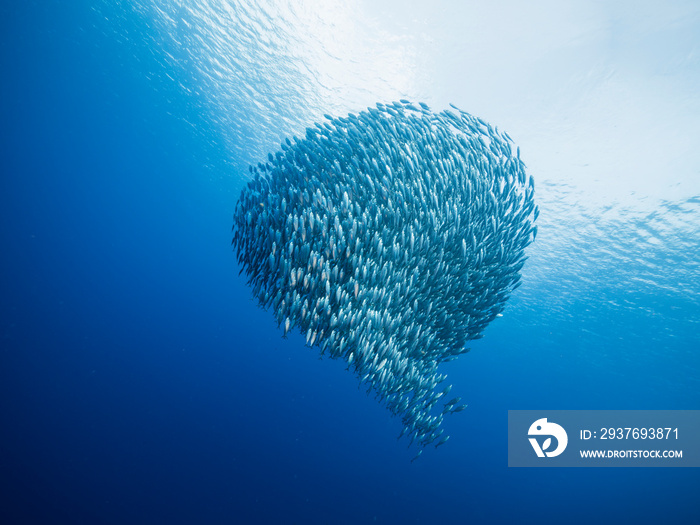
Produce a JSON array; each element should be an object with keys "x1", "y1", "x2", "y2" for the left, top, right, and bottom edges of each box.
[{"x1": 435, "y1": 435, "x2": 450, "y2": 449}]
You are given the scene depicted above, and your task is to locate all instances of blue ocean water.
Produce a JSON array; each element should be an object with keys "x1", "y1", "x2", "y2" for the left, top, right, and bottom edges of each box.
[{"x1": 1, "y1": 1, "x2": 699, "y2": 524}]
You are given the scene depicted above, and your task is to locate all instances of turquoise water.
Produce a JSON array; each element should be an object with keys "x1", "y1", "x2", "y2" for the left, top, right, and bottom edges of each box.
[{"x1": 1, "y1": 1, "x2": 699, "y2": 523}]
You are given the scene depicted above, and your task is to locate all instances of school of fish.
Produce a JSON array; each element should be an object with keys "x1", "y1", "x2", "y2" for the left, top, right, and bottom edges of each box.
[{"x1": 232, "y1": 100, "x2": 537, "y2": 455}]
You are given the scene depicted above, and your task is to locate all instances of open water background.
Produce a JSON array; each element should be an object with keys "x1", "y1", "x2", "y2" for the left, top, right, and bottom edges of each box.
[{"x1": 1, "y1": 1, "x2": 699, "y2": 523}]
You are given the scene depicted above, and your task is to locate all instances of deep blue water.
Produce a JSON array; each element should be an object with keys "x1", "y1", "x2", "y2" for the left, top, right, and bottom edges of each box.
[{"x1": 2, "y1": 2, "x2": 699, "y2": 524}]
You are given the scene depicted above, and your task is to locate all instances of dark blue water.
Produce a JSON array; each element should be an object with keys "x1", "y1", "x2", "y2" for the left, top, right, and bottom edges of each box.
[{"x1": 2, "y1": 2, "x2": 699, "y2": 524}]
